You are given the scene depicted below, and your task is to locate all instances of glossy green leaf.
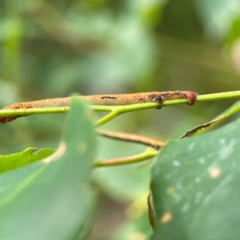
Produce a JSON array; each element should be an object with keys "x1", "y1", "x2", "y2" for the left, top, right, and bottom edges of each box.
[
  {"x1": 0, "y1": 98, "x2": 96, "y2": 240},
  {"x1": 0, "y1": 147, "x2": 54, "y2": 174},
  {"x1": 151, "y1": 117, "x2": 240, "y2": 240}
]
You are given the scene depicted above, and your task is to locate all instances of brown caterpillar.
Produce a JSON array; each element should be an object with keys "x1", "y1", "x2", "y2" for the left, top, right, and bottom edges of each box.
[{"x1": 0, "y1": 91, "x2": 198, "y2": 123}]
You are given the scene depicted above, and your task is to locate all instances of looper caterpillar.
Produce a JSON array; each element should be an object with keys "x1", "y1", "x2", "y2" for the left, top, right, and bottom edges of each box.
[{"x1": 0, "y1": 91, "x2": 198, "y2": 123}]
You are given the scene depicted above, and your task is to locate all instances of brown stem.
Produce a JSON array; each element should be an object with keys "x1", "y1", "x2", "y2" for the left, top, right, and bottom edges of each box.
[{"x1": 97, "y1": 129, "x2": 165, "y2": 150}]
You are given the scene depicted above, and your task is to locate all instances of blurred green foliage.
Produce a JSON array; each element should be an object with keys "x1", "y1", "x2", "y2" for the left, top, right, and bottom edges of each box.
[
  {"x1": 0, "y1": 99, "x2": 96, "y2": 240},
  {"x1": 1, "y1": 0, "x2": 240, "y2": 239}
]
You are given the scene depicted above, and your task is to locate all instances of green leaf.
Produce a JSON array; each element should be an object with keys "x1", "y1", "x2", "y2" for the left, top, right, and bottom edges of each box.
[
  {"x1": 151, "y1": 117, "x2": 240, "y2": 240},
  {"x1": 181, "y1": 100, "x2": 240, "y2": 138},
  {"x1": 0, "y1": 148, "x2": 54, "y2": 174},
  {"x1": 0, "y1": 98, "x2": 96, "y2": 240},
  {"x1": 194, "y1": 0, "x2": 240, "y2": 39},
  {"x1": 110, "y1": 209, "x2": 152, "y2": 240},
  {"x1": 226, "y1": 17, "x2": 240, "y2": 46},
  {"x1": 127, "y1": 0, "x2": 167, "y2": 27}
]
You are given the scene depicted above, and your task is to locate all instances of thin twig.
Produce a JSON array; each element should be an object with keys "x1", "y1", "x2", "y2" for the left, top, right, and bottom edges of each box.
[
  {"x1": 93, "y1": 147, "x2": 158, "y2": 167},
  {"x1": 97, "y1": 129, "x2": 165, "y2": 150},
  {"x1": 1, "y1": 91, "x2": 240, "y2": 124},
  {"x1": 95, "y1": 110, "x2": 120, "y2": 126}
]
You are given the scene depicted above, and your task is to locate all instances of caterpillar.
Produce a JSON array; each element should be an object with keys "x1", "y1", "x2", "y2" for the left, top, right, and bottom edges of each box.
[{"x1": 0, "y1": 91, "x2": 198, "y2": 123}]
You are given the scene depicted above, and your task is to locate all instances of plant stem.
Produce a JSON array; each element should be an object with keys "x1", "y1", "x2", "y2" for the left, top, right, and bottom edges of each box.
[
  {"x1": 1, "y1": 91, "x2": 240, "y2": 123},
  {"x1": 0, "y1": 107, "x2": 70, "y2": 117},
  {"x1": 93, "y1": 147, "x2": 158, "y2": 167},
  {"x1": 95, "y1": 110, "x2": 120, "y2": 126},
  {"x1": 98, "y1": 129, "x2": 165, "y2": 149},
  {"x1": 197, "y1": 91, "x2": 240, "y2": 102}
]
